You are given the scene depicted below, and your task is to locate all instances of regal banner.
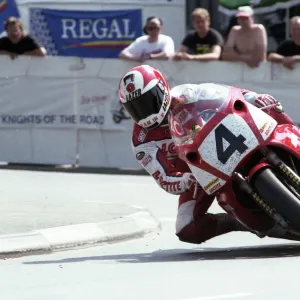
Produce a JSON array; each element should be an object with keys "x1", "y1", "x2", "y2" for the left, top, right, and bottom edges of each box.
[{"x1": 29, "y1": 8, "x2": 142, "y2": 58}]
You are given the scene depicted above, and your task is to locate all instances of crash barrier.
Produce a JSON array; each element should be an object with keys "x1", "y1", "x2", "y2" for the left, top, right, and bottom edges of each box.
[{"x1": 0, "y1": 55, "x2": 299, "y2": 169}]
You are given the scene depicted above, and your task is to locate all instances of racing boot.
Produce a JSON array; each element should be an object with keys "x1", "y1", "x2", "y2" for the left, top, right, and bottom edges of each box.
[
  {"x1": 214, "y1": 213, "x2": 250, "y2": 234},
  {"x1": 177, "y1": 213, "x2": 250, "y2": 245}
]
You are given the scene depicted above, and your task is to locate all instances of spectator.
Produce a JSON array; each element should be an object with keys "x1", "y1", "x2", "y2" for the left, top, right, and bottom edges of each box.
[
  {"x1": 0, "y1": 17, "x2": 46, "y2": 60},
  {"x1": 173, "y1": 8, "x2": 223, "y2": 61},
  {"x1": 221, "y1": 6, "x2": 267, "y2": 68},
  {"x1": 268, "y1": 16, "x2": 300, "y2": 70},
  {"x1": 119, "y1": 16, "x2": 174, "y2": 62}
]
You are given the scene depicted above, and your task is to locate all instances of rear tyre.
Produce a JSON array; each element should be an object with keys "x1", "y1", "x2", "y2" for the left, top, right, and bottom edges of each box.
[{"x1": 251, "y1": 168, "x2": 300, "y2": 232}]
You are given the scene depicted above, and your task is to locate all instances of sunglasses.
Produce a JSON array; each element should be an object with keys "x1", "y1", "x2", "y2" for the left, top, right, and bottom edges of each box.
[{"x1": 147, "y1": 26, "x2": 160, "y2": 31}]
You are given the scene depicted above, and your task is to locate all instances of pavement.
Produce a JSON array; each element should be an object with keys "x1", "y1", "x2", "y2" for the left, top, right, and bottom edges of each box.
[{"x1": 0, "y1": 169, "x2": 161, "y2": 258}]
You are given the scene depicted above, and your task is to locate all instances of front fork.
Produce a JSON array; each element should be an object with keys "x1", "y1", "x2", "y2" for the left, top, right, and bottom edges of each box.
[
  {"x1": 234, "y1": 148, "x2": 300, "y2": 231},
  {"x1": 234, "y1": 172, "x2": 288, "y2": 229},
  {"x1": 262, "y1": 150, "x2": 300, "y2": 193}
]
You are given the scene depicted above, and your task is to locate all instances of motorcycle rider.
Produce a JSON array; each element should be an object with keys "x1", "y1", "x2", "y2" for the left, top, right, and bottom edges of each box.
[{"x1": 118, "y1": 64, "x2": 296, "y2": 244}]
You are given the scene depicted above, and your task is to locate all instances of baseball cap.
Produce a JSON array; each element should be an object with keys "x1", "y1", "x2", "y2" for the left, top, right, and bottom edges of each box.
[{"x1": 236, "y1": 6, "x2": 254, "y2": 17}]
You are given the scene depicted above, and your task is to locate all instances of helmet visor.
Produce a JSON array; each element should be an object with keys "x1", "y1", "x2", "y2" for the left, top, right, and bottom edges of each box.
[{"x1": 122, "y1": 85, "x2": 165, "y2": 124}]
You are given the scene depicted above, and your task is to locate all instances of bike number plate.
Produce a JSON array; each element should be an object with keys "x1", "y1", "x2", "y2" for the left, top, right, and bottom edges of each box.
[{"x1": 191, "y1": 114, "x2": 260, "y2": 194}]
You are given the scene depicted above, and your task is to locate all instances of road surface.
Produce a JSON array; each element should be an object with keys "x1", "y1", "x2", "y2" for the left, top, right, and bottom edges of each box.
[{"x1": 0, "y1": 170, "x2": 299, "y2": 300}]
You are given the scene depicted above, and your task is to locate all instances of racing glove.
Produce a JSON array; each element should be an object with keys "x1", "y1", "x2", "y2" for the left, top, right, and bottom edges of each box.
[
  {"x1": 243, "y1": 92, "x2": 283, "y2": 112},
  {"x1": 253, "y1": 94, "x2": 280, "y2": 109}
]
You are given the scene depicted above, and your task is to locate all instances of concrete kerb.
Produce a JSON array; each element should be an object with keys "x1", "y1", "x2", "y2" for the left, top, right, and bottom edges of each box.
[{"x1": 0, "y1": 210, "x2": 161, "y2": 258}]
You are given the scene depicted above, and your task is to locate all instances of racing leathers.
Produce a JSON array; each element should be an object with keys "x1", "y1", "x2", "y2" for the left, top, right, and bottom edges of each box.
[{"x1": 131, "y1": 83, "x2": 295, "y2": 244}]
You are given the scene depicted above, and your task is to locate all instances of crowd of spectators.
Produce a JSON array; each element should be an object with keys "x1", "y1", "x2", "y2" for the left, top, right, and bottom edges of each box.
[
  {"x1": 120, "y1": 6, "x2": 300, "y2": 69},
  {"x1": 1, "y1": 6, "x2": 300, "y2": 70}
]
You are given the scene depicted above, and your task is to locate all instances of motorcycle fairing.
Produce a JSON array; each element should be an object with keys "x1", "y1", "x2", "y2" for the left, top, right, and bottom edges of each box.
[
  {"x1": 183, "y1": 89, "x2": 278, "y2": 195},
  {"x1": 269, "y1": 125, "x2": 300, "y2": 160}
]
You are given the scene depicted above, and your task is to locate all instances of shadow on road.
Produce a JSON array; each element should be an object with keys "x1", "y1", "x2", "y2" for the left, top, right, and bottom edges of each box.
[{"x1": 23, "y1": 243, "x2": 300, "y2": 265}]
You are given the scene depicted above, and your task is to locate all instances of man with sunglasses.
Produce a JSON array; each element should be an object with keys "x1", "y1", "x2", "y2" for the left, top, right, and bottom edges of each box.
[{"x1": 119, "y1": 16, "x2": 175, "y2": 62}]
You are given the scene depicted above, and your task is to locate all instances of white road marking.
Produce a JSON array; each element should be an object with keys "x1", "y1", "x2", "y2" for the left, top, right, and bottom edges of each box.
[{"x1": 181, "y1": 293, "x2": 253, "y2": 300}]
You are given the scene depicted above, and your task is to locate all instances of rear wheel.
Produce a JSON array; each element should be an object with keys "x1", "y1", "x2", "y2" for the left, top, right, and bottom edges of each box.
[{"x1": 251, "y1": 168, "x2": 300, "y2": 232}]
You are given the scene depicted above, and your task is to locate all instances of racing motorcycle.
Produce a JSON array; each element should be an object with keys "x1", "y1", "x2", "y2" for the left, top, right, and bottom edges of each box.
[{"x1": 169, "y1": 84, "x2": 300, "y2": 237}]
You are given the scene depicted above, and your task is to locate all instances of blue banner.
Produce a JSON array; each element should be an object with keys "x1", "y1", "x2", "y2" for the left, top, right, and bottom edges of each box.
[
  {"x1": 30, "y1": 8, "x2": 142, "y2": 58},
  {"x1": 0, "y1": 0, "x2": 20, "y2": 33}
]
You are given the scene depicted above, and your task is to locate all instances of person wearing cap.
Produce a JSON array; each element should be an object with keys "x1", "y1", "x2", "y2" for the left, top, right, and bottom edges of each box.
[
  {"x1": 221, "y1": 6, "x2": 267, "y2": 68},
  {"x1": 119, "y1": 16, "x2": 175, "y2": 62},
  {"x1": 268, "y1": 16, "x2": 300, "y2": 70},
  {"x1": 173, "y1": 8, "x2": 224, "y2": 61}
]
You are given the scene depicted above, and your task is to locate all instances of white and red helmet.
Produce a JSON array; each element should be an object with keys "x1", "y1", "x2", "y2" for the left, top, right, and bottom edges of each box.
[{"x1": 118, "y1": 65, "x2": 171, "y2": 129}]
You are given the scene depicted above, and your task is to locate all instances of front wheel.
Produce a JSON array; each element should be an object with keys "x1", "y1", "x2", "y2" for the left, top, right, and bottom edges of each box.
[{"x1": 251, "y1": 168, "x2": 300, "y2": 232}]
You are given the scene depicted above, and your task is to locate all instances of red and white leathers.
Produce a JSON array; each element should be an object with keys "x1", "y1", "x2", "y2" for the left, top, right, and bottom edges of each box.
[{"x1": 131, "y1": 83, "x2": 295, "y2": 244}]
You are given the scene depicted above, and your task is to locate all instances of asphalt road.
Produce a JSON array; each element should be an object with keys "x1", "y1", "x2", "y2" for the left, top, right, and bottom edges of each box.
[{"x1": 1, "y1": 170, "x2": 300, "y2": 300}]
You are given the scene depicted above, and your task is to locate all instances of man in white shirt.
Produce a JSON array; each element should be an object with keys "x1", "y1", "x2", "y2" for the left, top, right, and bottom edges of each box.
[{"x1": 119, "y1": 16, "x2": 175, "y2": 62}]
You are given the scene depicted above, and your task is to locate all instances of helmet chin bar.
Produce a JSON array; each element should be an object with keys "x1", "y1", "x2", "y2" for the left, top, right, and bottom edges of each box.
[
  {"x1": 144, "y1": 121, "x2": 160, "y2": 131},
  {"x1": 144, "y1": 110, "x2": 169, "y2": 130}
]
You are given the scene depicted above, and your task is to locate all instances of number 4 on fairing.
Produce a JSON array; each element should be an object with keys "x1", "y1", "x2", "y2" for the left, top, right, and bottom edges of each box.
[{"x1": 215, "y1": 123, "x2": 248, "y2": 164}]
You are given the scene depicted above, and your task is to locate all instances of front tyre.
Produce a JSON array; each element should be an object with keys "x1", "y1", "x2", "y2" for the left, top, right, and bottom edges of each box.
[{"x1": 251, "y1": 168, "x2": 300, "y2": 232}]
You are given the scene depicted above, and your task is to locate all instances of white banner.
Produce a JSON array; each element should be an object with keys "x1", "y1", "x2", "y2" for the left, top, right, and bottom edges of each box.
[
  {"x1": 76, "y1": 78, "x2": 133, "y2": 131},
  {"x1": 0, "y1": 56, "x2": 299, "y2": 168},
  {"x1": 0, "y1": 77, "x2": 74, "y2": 128},
  {"x1": 0, "y1": 76, "x2": 134, "y2": 131}
]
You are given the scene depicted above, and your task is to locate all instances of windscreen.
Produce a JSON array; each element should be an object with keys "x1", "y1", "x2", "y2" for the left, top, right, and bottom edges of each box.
[{"x1": 169, "y1": 84, "x2": 230, "y2": 146}]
